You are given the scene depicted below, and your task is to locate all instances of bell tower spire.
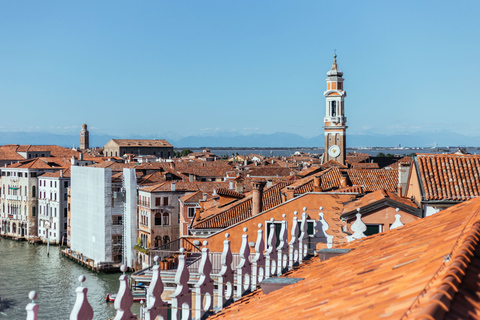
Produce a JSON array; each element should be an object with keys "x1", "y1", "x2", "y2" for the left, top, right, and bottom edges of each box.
[{"x1": 323, "y1": 54, "x2": 347, "y2": 165}]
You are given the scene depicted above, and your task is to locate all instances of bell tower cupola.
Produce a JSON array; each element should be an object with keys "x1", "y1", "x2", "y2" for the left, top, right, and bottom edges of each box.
[{"x1": 323, "y1": 54, "x2": 347, "y2": 165}]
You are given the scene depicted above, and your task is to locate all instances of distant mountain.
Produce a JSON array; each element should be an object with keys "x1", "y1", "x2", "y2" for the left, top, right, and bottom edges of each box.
[{"x1": 0, "y1": 131, "x2": 477, "y2": 148}]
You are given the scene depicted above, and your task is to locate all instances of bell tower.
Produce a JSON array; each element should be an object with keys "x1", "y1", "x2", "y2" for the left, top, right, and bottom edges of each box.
[
  {"x1": 323, "y1": 54, "x2": 347, "y2": 165},
  {"x1": 80, "y1": 123, "x2": 89, "y2": 150}
]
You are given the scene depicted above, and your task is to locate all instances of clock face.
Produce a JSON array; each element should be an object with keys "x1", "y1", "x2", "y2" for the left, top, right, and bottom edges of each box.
[{"x1": 328, "y1": 145, "x2": 341, "y2": 158}]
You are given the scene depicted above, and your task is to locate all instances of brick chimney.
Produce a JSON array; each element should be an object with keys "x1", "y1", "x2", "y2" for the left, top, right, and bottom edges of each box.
[
  {"x1": 398, "y1": 161, "x2": 411, "y2": 197},
  {"x1": 252, "y1": 180, "x2": 266, "y2": 216},
  {"x1": 313, "y1": 176, "x2": 322, "y2": 192},
  {"x1": 286, "y1": 186, "x2": 295, "y2": 201},
  {"x1": 340, "y1": 176, "x2": 348, "y2": 188}
]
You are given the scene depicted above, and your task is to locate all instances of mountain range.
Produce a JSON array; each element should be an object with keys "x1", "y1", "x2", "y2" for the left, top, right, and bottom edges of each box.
[{"x1": 0, "y1": 131, "x2": 477, "y2": 149}]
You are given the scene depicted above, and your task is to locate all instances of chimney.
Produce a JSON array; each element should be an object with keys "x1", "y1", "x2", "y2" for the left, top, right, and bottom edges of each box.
[
  {"x1": 235, "y1": 179, "x2": 244, "y2": 194},
  {"x1": 340, "y1": 176, "x2": 348, "y2": 188},
  {"x1": 398, "y1": 162, "x2": 411, "y2": 197},
  {"x1": 229, "y1": 180, "x2": 234, "y2": 190},
  {"x1": 313, "y1": 176, "x2": 322, "y2": 192},
  {"x1": 286, "y1": 186, "x2": 295, "y2": 201},
  {"x1": 171, "y1": 182, "x2": 176, "y2": 192},
  {"x1": 202, "y1": 193, "x2": 207, "y2": 201},
  {"x1": 60, "y1": 171, "x2": 63, "y2": 178},
  {"x1": 189, "y1": 174, "x2": 194, "y2": 182},
  {"x1": 79, "y1": 153, "x2": 83, "y2": 161},
  {"x1": 252, "y1": 180, "x2": 266, "y2": 215}
]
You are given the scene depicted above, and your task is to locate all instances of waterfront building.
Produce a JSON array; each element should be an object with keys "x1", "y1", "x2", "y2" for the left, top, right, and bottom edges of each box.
[
  {"x1": 70, "y1": 166, "x2": 137, "y2": 268},
  {"x1": 0, "y1": 157, "x2": 69, "y2": 239},
  {"x1": 37, "y1": 168, "x2": 70, "y2": 244},
  {"x1": 102, "y1": 139, "x2": 174, "y2": 158},
  {"x1": 323, "y1": 54, "x2": 347, "y2": 165}
]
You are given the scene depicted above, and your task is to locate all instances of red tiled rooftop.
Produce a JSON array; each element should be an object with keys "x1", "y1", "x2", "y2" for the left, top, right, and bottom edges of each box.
[
  {"x1": 346, "y1": 168, "x2": 398, "y2": 192},
  {"x1": 208, "y1": 196, "x2": 480, "y2": 319},
  {"x1": 416, "y1": 153, "x2": 480, "y2": 201}
]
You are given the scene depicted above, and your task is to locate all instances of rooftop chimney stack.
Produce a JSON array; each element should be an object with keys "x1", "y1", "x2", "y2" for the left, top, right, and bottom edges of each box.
[
  {"x1": 171, "y1": 182, "x2": 176, "y2": 192},
  {"x1": 252, "y1": 180, "x2": 267, "y2": 216},
  {"x1": 313, "y1": 176, "x2": 323, "y2": 192}
]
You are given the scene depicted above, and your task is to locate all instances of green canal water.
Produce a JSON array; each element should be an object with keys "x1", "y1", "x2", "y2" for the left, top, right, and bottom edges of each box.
[{"x1": 0, "y1": 239, "x2": 140, "y2": 319}]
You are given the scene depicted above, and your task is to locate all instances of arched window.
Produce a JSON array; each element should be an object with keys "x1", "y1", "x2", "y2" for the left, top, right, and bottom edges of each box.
[
  {"x1": 331, "y1": 101, "x2": 337, "y2": 117},
  {"x1": 163, "y1": 212, "x2": 169, "y2": 225},
  {"x1": 163, "y1": 235, "x2": 170, "y2": 244},
  {"x1": 32, "y1": 186, "x2": 36, "y2": 198},
  {"x1": 155, "y1": 236, "x2": 161, "y2": 247}
]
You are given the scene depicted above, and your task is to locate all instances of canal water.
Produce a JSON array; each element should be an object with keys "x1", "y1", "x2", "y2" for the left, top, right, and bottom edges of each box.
[{"x1": 0, "y1": 239, "x2": 140, "y2": 319}]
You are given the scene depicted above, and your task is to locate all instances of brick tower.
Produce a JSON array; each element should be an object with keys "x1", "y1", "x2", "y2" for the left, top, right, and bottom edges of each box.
[
  {"x1": 323, "y1": 55, "x2": 347, "y2": 165},
  {"x1": 80, "y1": 123, "x2": 89, "y2": 150}
]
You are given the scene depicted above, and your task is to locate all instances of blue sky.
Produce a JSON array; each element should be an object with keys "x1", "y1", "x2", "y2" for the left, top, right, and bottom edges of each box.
[{"x1": 0, "y1": 1, "x2": 479, "y2": 140}]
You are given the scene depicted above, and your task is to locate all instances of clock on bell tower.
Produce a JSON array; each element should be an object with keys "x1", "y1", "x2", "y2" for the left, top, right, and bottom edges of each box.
[{"x1": 323, "y1": 54, "x2": 347, "y2": 165}]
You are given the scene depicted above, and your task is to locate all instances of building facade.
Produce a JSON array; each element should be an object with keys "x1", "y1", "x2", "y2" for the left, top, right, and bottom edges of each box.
[
  {"x1": 103, "y1": 139, "x2": 173, "y2": 158},
  {"x1": 323, "y1": 55, "x2": 347, "y2": 165}
]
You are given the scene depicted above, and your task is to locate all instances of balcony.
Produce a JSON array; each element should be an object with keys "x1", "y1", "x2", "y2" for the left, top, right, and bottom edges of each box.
[{"x1": 6, "y1": 195, "x2": 20, "y2": 201}]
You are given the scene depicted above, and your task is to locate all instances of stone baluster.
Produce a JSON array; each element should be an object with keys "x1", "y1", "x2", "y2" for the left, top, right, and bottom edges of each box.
[
  {"x1": 288, "y1": 211, "x2": 299, "y2": 270},
  {"x1": 251, "y1": 223, "x2": 265, "y2": 291},
  {"x1": 311, "y1": 207, "x2": 334, "y2": 253},
  {"x1": 25, "y1": 291, "x2": 38, "y2": 320},
  {"x1": 346, "y1": 209, "x2": 367, "y2": 242},
  {"x1": 235, "y1": 228, "x2": 251, "y2": 298},
  {"x1": 171, "y1": 248, "x2": 191, "y2": 320},
  {"x1": 194, "y1": 241, "x2": 214, "y2": 320},
  {"x1": 390, "y1": 208, "x2": 404, "y2": 229},
  {"x1": 69, "y1": 275, "x2": 94, "y2": 320},
  {"x1": 113, "y1": 265, "x2": 136, "y2": 320},
  {"x1": 276, "y1": 214, "x2": 288, "y2": 275},
  {"x1": 265, "y1": 218, "x2": 278, "y2": 277},
  {"x1": 216, "y1": 233, "x2": 233, "y2": 311},
  {"x1": 144, "y1": 256, "x2": 168, "y2": 320},
  {"x1": 298, "y1": 208, "x2": 309, "y2": 263}
]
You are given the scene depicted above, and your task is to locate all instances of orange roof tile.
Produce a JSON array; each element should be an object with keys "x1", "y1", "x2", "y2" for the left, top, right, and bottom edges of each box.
[
  {"x1": 347, "y1": 168, "x2": 398, "y2": 192},
  {"x1": 416, "y1": 153, "x2": 480, "y2": 201},
  {"x1": 111, "y1": 139, "x2": 173, "y2": 147},
  {"x1": 193, "y1": 181, "x2": 292, "y2": 229},
  {"x1": 208, "y1": 196, "x2": 480, "y2": 320}
]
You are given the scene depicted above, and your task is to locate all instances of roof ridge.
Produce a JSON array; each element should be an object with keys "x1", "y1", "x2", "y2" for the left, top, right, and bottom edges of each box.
[{"x1": 403, "y1": 201, "x2": 480, "y2": 319}]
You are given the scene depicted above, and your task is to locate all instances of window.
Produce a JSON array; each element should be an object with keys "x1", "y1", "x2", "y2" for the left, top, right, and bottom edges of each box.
[
  {"x1": 64, "y1": 181, "x2": 68, "y2": 188},
  {"x1": 155, "y1": 197, "x2": 161, "y2": 206},
  {"x1": 365, "y1": 224, "x2": 382, "y2": 236},
  {"x1": 64, "y1": 193, "x2": 67, "y2": 201},
  {"x1": 188, "y1": 207, "x2": 195, "y2": 218},
  {"x1": 163, "y1": 235, "x2": 170, "y2": 244},
  {"x1": 163, "y1": 212, "x2": 169, "y2": 225},
  {"x1": 155, "y1": 213, "x2": 162, "y2": 225},
  {"x1": 32, "y1": 186, "x2": 36, "y2": 198},
  {"x1": 331, "y1": 101, "x2": 337, "y2": 117},
  {"x1": 64, "y1": 208, "x2": 67, "y2": 217},
  {"x1": 32, "y1": 207, "x2": 36, "y2": 217},
  {"x1": 163, "y1": 197, "x2": 169, "y2": 206},
  {"x1": 18, "y1": 173, "x2": 22, "y2": 178}
]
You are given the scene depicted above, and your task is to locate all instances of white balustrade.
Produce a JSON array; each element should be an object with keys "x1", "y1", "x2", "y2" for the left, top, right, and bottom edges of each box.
[
  {"x1": 144, "y1": 256, "x2": 168, "y2": 320},
  {"x1": 289, "y1": 211, "x2": 299, "y2": 270},
  {"x1": 194, "y1": 241, "x2": 214, "y2": 320},
  {"x1": 251, "y1": 223, "x2": 265, "y2": 291},
  {"x1": 265, "y1": 219, "x2": 278, "y2": 277},
  {"x1": 69, "y1": 275, "x2": 93, "y2": 320},
  {"x1": 171, "y1": 248, "x2": 191, "y2": 320},
  {"x1": 216, "y1": 233, "x2": 234, "y2": 310},
  {"x1": 235, "y1": 228, "x2": 251, "y2": 298},
  {"x1": 276, "y1": 214, "x2": 288, "y2": 275},
  {"x1": 113, "y1": 265, "x2": 136, "y2": 320}
]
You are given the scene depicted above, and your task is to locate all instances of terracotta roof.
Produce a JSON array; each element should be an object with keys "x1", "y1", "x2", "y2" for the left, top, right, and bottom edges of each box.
[
  {"x1": 341, "y1": 188, "x2": 419, "y2": 219},
  {"x1": 39, "y1": 168, "x2": 71, "y2": 178},
  {"x1": 110, "y1": 139, "x2": 172, "y2": 147},
  {"x1": 16, "y1": 145, "x2": 82, "y2": 158},
  {"x1": 351, "y1": 162, "x2": 380, "y2": 169},
  {"x1": 284, "y1": 167, "x2": 342, "y2": 194},
  {"x1": 345, "y1": 152, "x2": 371, "y2": 164},
  {"x1": 346, "y1": 169, "x2": 398, "y2": 192},
  {"x1": 247, "y1": 166, "x2": 295, "y2": 177},
  {"x1": 333, "y1": 185, "x2": 364, "y2": 194},
  {"x1": 0, "y1": 145, "x2": 24, "y2": 161},
  {"x1": 8, "y1": 157, "x2": 70, "y2": 169},
  {"x1": 295, "y1": 166, "x2": 323, "y2": 178},
  {"x1": 215, "y1": 188, "x2": 245, "y2": 199},
  {"x1": 140, "y1": 181, "x2": 229, "y2": 194},
  {"x1": 193, "y1": 181, "x2": 292, "y2": 229},
  {"x1": 319, "y1": 159, "x2": 348, "y2": 169},
  {"x1": 416, "y1": 153, "x2": 480, "y2": 201},
  {"x1": 208, "y1": 196, "x2": 480, "y2": 320}
]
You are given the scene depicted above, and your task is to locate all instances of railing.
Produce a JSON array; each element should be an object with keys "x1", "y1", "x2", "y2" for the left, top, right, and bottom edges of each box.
[{"x1": 150, "y1": 238, "x2": 202, "y2": 264}]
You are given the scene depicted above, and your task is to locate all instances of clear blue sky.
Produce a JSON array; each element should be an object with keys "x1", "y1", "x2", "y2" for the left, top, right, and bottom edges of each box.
[{"x1": 0, "y1": 1, "x2": 479, "y2": 140}]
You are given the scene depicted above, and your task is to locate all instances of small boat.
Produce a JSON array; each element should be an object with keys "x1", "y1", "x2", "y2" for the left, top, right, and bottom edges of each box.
[{"x1": 105, "y1": 292, "x2": 146, "y2": 303}]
